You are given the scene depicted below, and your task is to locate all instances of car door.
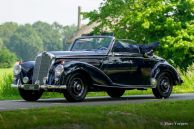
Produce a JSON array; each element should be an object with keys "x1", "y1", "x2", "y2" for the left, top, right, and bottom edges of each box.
[{"x1": 102, "y1": 41, "x2": 150, "y2": 86}]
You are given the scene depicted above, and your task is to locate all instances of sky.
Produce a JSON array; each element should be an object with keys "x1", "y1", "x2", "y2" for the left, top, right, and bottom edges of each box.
[{"x1": 0, "y1": 0, "x2": 103, "y2": 25}]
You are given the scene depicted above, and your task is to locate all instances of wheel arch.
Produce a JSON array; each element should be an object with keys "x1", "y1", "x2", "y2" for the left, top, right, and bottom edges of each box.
[
  {"x1": 151, "y1": 61, "x2": 182, "y2": 86},
  {"x1": 156, "y1": 70, "x2": 174, "y2": 85},
  {"x1": 66, "y1": 69, "x2": 93, "y2": 87}
]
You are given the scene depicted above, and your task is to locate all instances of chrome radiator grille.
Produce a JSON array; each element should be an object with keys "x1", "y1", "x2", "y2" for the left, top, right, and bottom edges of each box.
[{"x1": 32, "y1": 52, "x2": 53, "y2": 85}]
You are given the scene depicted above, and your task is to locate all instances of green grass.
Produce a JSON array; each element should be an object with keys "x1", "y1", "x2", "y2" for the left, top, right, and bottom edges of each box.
[
  {"x1": 0, "y1": 100, "x2": 193, "y2": 129},
  {"x1": 174, "y1": 64, "x2": 194, "y2": 93},
  {"x1": 0, "y1": 63, "x2": 194, "y2": 100},
  {"x1": 0, "y1": 68, "x2": 20, "y2": 99}
]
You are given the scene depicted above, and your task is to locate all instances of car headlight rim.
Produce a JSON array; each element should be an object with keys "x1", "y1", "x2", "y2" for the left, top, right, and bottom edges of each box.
[
  {"x1": 55, "y1": 64, "x2": 64, "y2": 76},
  {"x1": 14, "y1": 64, "x2": 22, "y2": 75}
]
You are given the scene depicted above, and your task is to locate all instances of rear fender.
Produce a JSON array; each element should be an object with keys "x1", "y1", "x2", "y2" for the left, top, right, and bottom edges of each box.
[{"x1": 151, "y1": 61, "x2": 183, "y2": 85}]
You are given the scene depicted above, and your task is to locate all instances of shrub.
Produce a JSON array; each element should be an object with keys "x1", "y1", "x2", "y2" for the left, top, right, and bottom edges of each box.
[
  {"x1": 174, "y1": 63, "x2": 194, "y2": 93},
  {"x1": 0, "y1": 73, "x2": 19, "y2": 97},
  {"x1": 0, "y1": 48, "x2": 17, "y2": 68}
]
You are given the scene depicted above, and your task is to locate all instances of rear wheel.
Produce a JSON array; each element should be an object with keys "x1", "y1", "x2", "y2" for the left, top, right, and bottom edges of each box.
[
  {"x1": 152, "y1": 72, "x2": 173, "y2": 99},
  {"x1": 107, "y1": 89, "x2": 125, "y2": 98},
  {"x1": 19, "y1": 88, "x2": 43, "y2": 101},
  {"x1": 64, "y1": 73, "x2": 88, "y2": 102}
]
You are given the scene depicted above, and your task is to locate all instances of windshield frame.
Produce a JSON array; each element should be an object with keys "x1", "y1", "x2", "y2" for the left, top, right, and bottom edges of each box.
[{"x1": 69, "y1": 36, "x2": 115, "y2": 54}]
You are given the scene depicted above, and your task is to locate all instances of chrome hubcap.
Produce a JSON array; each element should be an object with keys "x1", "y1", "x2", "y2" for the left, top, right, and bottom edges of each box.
[
  {"x1": 76, "y1": 83, "x2": 81, "y2": 91},
  {"x1": 159, "y1": 77, "x2": 170, "y2": 93},
  {"x1": 71, "y1": 78, "x2": 84, "y2": 96}
]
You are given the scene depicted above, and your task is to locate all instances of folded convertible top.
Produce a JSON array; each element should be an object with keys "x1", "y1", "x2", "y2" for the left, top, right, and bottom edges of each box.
[
  {"x1": 139, "y1": 42, "x2": 160, "y2": 54},
  {"x1": 113, "y1": 41, "x2": 160, "y2": 54}
]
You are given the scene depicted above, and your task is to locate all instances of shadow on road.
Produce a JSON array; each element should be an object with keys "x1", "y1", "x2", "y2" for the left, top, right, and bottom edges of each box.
[{"x1": 34, "y1": 95, "x2": 156, "y2": 104}]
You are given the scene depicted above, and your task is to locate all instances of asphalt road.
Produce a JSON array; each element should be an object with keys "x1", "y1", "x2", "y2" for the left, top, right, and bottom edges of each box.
[{"x1": 0, "y1": 93, "x2": 194, "y2": 111}]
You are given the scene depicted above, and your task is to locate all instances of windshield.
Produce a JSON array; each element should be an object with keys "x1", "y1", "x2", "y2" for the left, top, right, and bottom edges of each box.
[{"x1": 71, "y1": 37, "x2": 112, "y2": 51}]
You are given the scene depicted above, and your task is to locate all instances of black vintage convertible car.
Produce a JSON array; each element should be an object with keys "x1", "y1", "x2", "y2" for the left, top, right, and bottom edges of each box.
[{"x1": 12, "y1": 34, "x2": 183, "y2": 102}]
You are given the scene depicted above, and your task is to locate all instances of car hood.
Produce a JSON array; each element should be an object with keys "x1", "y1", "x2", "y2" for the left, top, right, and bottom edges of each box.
[{"x1": 48, "y1": 51, "x2": 107, "y2": 58}]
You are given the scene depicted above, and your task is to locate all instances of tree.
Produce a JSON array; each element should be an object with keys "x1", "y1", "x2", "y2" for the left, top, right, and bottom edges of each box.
[
  {"x1": 33, "y1": 21, "x2": 63, "y2": 51},
  {"x1": 7, "y1": 25, "x2": 43, "y2": 61},
  {"x1": 62, "y1": 25, "x2": 77, "y2": 41},
  {"x1": 0, "y1": 22, "x2": 18, "y2": 44},
  {"x1": 61, "y1": 24, "x2": 77, "y2": 50},
  {"x1": 84, "y1": 0, "x2": 194, "y2": 69},
  {"x1": 0, "y1": 21, "x2": 78, "y2": 61},
  {"x1": 0, "y1": 38, "x2": 17, "y2": 68},
  {"x1": 51, "y1": 22, "x2": 77, "y2": 40},
  {"x1": 0, "y1": 38, "x2": 3, "y2": 49}
]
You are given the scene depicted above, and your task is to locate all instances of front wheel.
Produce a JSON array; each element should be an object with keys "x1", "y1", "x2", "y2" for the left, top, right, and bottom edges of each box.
[
  {"x1": 107, "y1": 89, "x2": 125, "y2": 98},
  {"x1": 64, "y1": 73, "x2": 88, "y2": 102},
  {"x1": 152, "y1": 72, "x2": 173, "y2": 99},
  {"x1": 19, "y1": 88, "x2": 43, "y2": 101}
]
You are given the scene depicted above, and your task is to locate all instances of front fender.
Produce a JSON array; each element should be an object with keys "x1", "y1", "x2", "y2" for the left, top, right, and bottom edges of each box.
[
  {"x1": 151, "y1": 61, "x2": 183, "y2": 85},
  {"x1": 14, "y1": 61, "x2": 35, "y2": 84},
  {"x1": 62, "y1": 61, "x2": 113, "y2": 86},
  {"x1": 21, "y1": 61, "x2": 35, "y2": 73}
]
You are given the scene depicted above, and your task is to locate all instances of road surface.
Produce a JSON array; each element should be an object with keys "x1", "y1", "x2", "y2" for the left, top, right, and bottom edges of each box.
[{"x1": 0, "y1": 93, "x2": 194, "y2": 111}]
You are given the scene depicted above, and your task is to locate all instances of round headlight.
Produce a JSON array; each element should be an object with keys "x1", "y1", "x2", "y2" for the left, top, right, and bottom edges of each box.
[
  {"x1": 55, "y1": 64, "x2": 64, "y2": 76},
  {"x1": 14, "y1": 64, "x2": 21, "y2": 75}
]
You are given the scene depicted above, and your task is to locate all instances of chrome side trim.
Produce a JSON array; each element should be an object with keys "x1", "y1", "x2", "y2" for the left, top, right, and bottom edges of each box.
[
  {"x1": 93, "y1": 84, "x2": 155, "y2": 89},
  {"x1": 11, "y1": 84, "x2": 67, "y2": 90}
]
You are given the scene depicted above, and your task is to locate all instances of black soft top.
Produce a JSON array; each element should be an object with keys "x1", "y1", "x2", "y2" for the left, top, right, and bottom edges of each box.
[
  {"x1": 113, "y1": 40, "x2": 160, "y2": 54},
  {"x1": 138, "y1": 42, "x2": 160, "y2": 54}
]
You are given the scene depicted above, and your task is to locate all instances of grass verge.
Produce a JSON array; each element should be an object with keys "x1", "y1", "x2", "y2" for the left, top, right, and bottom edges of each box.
[{"x1": 0, "y1": 100, "x2": 193, "y2": 129}]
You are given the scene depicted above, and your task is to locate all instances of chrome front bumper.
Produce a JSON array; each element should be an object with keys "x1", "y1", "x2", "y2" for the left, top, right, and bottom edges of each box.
[{"x1": 11, "y1": 84, "x2": 67, "y2": 90}]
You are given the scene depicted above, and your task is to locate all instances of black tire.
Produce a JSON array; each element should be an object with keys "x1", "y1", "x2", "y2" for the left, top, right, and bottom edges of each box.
[
  {"x1": 107, "y1": 89, "x2": 125, "y2": 98},
  {"x1": 152, "y1": 72, "x2": 173, "y2": 99},
  {"x1": 19, "y1": 88, "x2": 43, "y2": 101},
  {"x1": 64, "y1": 73, "x2": 88, "y2": 102}
]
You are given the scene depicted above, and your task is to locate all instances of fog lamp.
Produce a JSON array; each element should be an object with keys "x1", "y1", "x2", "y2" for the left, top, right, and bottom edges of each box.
[
  {"x1": 151, "y1": 78, "x2": 157, "y2": 87},
  {"x1": 23, "y1": 77, "x2": 29, "y2": 84}
]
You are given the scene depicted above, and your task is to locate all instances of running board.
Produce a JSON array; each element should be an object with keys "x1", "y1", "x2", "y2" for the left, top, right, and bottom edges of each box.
[{"x1": 94, "y1": 83, "x2": 156, "y2": 89}]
